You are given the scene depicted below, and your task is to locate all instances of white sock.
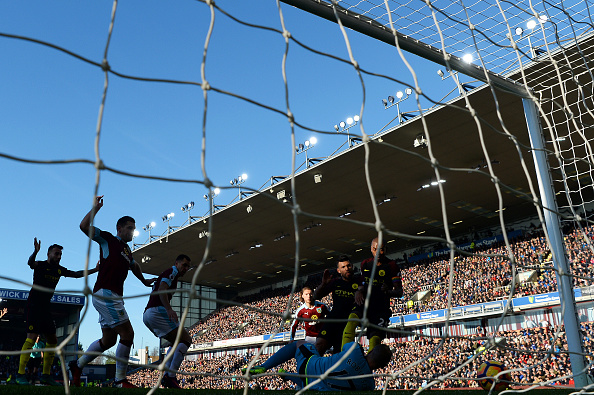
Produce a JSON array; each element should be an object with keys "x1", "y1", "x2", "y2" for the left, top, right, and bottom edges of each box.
[
  {"x1": 168, "y1": 343, "x2": 189, "y2": 376},
  {"x1": 163, "y1": 345, "x2": 174, "y2": 371},
  {"x1": 78, "y1": 339, "x2": 104, "y2": 368},
  {"x1": 115, "y1": 342, "x2": 131, "y2": 381}
]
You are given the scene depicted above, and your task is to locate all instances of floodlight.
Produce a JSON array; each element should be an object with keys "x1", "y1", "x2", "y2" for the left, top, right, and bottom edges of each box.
[
  {"x1": 405, "y1": 88, "x2": 413, "y2": 95},
  {"x1": 339, "y1": 121, "x2": 346, "y2": 128},
  {"x1": 214, "y1": 187, "x2": 220, "y2": 195},
  {"x1": 133, "y1": 230, "x2": 140, "y2": 238},
  {"x1": 538, "y1": 14, "x2": 548, "y2": 23},
  {"x1": 462, "y1": 54, "x2": 473, "y2": 63},
  {"x1": 388, "y1": 95, "x2": 395, "y2": 103},
  {"x1": 346, "y1": 117, "x2": 353, "y2": 125},
  {"x1": 241, "y1": 173, "x2": 247, "y2": 180},
  {"x1": 305, "y1": 140, "x2": 310, "y2": 147},
  {"x1": 437, "y1": 70, "x2": 444, "y2": 77},
  {"x1": 396, "y1": 91, "x2": 403, "y2": 99},
  {"x1": 515, "y1": 27, "x2": 524, "y2": 36},
  {"x1": 310, "y1": 136, "x2": 317, "y2": 145},
  {"x1": 354, "y1": 115, "x2": 360, "y2": 122},
  {"x1": 314, "y1": 173, "x2": 322, "y2": 183},
  {"x1": 381, "y1": 99, "x2": 387, "y2": 107},
  {"x1": 334, "y1": 124, "x2": 339, "y2": 131},
  {"x1": 527, "y1": 20, "x2": 537, "y2": 29}
]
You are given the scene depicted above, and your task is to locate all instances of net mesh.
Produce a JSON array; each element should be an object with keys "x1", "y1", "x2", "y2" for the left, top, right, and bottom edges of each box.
[{"x1": 2, "y1": 0, "x2": 594, "y2": 393}]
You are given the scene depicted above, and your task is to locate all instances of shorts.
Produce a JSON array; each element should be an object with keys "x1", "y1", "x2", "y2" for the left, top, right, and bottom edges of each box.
[
  {"x1": 92, "y1": 289, "x2": 129, "y2": 328},
  {"x1": 143, "y1": 306, "x2": 179, "y2": 338},
  {"x1": 350, "y1": 304, "x2": 390, "y2": 340},
  {"x1": 25, "y1": 303, "x2": 56, "y2": 334},
  {"x1": 317, "y1": 321, "x2": 346, "y2": 352},
  {"x1": 295, "y1": 343, "x2": 319, "y2": 376}
]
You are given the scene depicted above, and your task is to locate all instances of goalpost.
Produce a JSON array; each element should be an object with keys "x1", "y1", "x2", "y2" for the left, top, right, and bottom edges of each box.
[{"x1": 279, "y1": 0, "x2": 592, "y2": 387}]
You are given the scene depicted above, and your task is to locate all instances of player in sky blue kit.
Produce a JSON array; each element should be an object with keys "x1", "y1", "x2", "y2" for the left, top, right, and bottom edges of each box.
[
  {"x1": 243, "y1": 327, "x2": 391, "y2": 391},
  {"x1": 69, "y1": 196, "x2": 155, "y2": 388}
]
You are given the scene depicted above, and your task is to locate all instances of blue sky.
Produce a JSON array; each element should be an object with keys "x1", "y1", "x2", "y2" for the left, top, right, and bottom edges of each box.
[{"x1": 0, "y1": 1, "x2": 462, "y2": 356}]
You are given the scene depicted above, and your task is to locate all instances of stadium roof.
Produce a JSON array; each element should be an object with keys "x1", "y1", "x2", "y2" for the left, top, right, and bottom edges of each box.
[
  {"x1": 134, "y1": 86, "x2": 540, "y2": 292},
  {"x1": 134, "y1": 33, "x2": 594, "y2": 293}
]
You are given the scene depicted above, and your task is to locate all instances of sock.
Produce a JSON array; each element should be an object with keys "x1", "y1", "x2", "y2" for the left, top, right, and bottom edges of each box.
[
  {"x1": 78, "y1": 339, "x2": 105, "y2": 368},
  {"x1": 42, "y1": 343, "x2": 56, "y2": 375},
  {"x1": 115, "y1": 342, "x2": 131, "y2": 381},
  {"x1": 368, "y1": 336, "x2": 381, "y2": 352},
  {"x1": 341, "y1": 313, "x2": 360, "y2": 351},
  {"x1": 168, "y1": 343, "x2": 189, "y2": 377},
  {"x1": 18, "y1": 338, "x2": 35, "y2": 375},
  {"x1": 282, "y1": 372, "x2": 304, "y2": 389},
  {"x1": 261, "y1": 342, "x2": 298, "y2": 370},
  {"x1": 163, "y1": 345, "x2": 174, "y2": 371}
]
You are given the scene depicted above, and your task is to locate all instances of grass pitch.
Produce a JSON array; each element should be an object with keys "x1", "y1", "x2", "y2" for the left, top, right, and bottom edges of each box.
[{"x1": 0, "y1": 386, "x2": 578, "y2": 394}]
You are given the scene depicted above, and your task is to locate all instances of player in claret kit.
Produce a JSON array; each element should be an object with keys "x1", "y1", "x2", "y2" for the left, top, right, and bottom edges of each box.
[
  {"x1": 289, "y1": 287, "x2": 328, "y2": 343},
  {"x1": 69, "y1": 196, "x2": 156, "y2": 388},
  {"x1": 16, "y1": 238, "x2": 98, "y2": 386},
  {"x1": 342, "y1": 237, "x2": 402, "y2": 352},
  {"x1": 314, "y1": 255, "x2": 361, "y2": 355},
  {"x1": 143, "y1": 254, "x2": 193, "y2": 389}
]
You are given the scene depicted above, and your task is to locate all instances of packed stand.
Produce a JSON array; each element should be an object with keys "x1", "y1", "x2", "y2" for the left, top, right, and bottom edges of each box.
[
  {"x1": 393, "y1": 226, "x2": 594, "y2": 315},
  {"x1": 187, "y1": 226, "x2": 594, "y2": 343},
  {"x1": 128, "y1": 321, "x2": 594, "y2": 390}
]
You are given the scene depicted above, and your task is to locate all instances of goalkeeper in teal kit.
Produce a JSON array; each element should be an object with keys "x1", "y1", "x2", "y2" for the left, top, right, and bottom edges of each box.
[{"x1": 243, "y1": 337, "x2": 391, "y2": 390}]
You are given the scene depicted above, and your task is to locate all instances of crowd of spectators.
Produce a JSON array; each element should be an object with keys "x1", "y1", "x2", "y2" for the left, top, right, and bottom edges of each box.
[
  {"x1": 187, "y1": 226, "x2": 594, "y2": 344},
  {"x1": 128, "y1": 321, "x2": 594, "y2": 389},
  {"x1": 125, "y1": 224, "x2": 594, "y2": 390}
]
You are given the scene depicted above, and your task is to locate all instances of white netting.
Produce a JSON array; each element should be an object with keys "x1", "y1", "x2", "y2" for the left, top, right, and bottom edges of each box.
[{"x1": 2, "y1": 0, "x2": 594, "y2": 393}]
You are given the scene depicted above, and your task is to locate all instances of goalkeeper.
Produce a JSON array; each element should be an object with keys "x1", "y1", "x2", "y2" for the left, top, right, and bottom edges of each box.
[{"x1": 243, "y1": 333, "x2": 391, "y2": 390}]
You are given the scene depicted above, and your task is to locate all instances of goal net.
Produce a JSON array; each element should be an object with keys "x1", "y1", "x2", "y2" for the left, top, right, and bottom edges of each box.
[{"x1": 1, "y1": 0, "x2": 594, "y2": 393}]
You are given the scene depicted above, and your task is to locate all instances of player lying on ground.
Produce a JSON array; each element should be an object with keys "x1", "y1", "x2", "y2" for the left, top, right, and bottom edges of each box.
[{"x1": 243, "y1": 326, "x2": 392, "y2": 390}]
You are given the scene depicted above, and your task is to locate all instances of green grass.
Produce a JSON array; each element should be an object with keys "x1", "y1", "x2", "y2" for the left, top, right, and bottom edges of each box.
[{"x1": 0, "y1": 387, "x2": 578, "y2": 394}]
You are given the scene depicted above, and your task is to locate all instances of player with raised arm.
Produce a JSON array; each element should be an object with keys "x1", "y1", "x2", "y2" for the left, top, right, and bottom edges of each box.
[
  {"x1": 16, "y1": 238, "x2": 99, "y2": 386},
  {"x1": 69, "y1": 196, "x2": 155, "y2": 388},
  {"x1": 314, "y1": 255, "x2": 360, "y2": 355},
  {"x1": 342, "y1": 237, "x2": 402, "y2": 352},
  {"x1": 143, "y1": 254, "x2": 192, "y2": 389},
  {"x1": 289, "y1": 287, "x2": 328, "y2": 343}
]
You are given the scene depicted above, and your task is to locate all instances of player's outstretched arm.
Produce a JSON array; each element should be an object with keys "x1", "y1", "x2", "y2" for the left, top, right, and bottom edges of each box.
[
  {"x1": 28, "y1": 237, "x2": 41, "y2": 269},
  {"x1": 131, "y1": 261, "x2": 156, "y2": 287},
  {"x1": 80, "y1": 195, "x2": 103, "y2": 238},
  {"x1": 69, "y1": 262, "x2": 100, "y2": 278}
]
